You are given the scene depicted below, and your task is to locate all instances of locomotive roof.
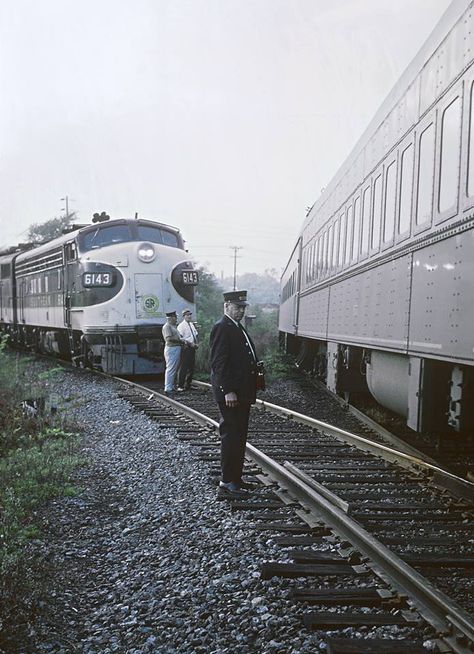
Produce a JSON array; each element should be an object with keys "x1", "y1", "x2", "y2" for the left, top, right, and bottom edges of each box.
[{"x1": 11, "y1": 218, "x2": 182, "y2": 262}]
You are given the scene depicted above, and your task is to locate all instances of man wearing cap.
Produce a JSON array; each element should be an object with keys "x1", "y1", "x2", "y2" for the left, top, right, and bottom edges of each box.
[
  {"x1": 209, "y1": 290, "x2": 260, "y2": 498},
  {"x1": 162, "y1": 311, "x2": 185, "y2": 394},
  {"x1": 177, "y1": 309, "x2": 199, "y2": 391}
]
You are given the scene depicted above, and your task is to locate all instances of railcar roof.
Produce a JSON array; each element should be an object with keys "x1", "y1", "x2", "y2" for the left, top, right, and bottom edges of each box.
[{"x1": 304, "y1": 0, "x2": 468, "y2": 229}]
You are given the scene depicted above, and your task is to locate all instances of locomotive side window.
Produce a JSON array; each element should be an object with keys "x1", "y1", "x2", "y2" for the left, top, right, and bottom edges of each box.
[
  {"x1": 361, "y1": 185, "x2": 371, "y2": 255},
  {"x1": 398, "y1": 142, "x2": 414, "y2": 235},
  {"x1": 383, "y1": 160, "x2": 397, "y2": 243},
  {"x1": 416, "y1": 123, "x2": 435, "y2": 226},
  {"x1": 467, "y1": 82, "x2": 474, "y2": 197},
  {"x1": 438, "y1": 95, "x2": 461, "y2": 214},
  {"x1": 371, "y1": 173, "x2": 382, "y2": 250}
]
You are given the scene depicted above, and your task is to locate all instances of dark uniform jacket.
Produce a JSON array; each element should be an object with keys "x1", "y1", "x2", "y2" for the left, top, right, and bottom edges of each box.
[{"x1": 210, "y1": 315, "x2": 258, "y2": 404}]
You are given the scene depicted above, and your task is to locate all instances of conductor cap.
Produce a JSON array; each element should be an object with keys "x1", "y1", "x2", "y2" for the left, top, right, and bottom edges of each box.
[
  {"x1": 223, "y1": 290, "x2": 248, "y2": 306},
  {"x1": 165, "y1": 311, "x2": 177, "y2": 317}
]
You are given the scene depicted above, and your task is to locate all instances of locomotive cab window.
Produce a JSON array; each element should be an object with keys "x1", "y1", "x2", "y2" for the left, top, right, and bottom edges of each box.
[
  {"x1": 137, "y1": 225, "x2": 180, "y2": 248},
  {"x1": 80, "y1": 224, "x2": 132, "y2": 250}
]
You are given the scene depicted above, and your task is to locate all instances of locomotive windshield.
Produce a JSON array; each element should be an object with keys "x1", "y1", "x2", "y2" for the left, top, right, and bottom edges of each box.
[
  {"x1": 136, "y1": 225, "x2": 179, "y2": 248},
  {"x1": 78, "y1": 222, "x2": 182, "y2": 252},
  {"x1": 81, "y1": 225, "x2": 131, "y2": 250}
]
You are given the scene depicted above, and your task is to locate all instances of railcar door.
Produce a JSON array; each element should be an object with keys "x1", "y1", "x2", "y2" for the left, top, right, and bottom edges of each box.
[
  {"x1": 63, "y1": 241, "x2": 77, "y2": 328},
  {"x1": 134, "y1": 273, "x2": 164, "y2": 320}
]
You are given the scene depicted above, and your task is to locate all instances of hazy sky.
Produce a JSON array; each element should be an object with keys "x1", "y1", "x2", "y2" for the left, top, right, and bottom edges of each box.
[{"x1": 0, "y1": 0, "x2": 451, "y2": 278}]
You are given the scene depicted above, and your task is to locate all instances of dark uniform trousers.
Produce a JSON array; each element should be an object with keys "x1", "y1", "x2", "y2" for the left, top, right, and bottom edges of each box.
[
  {"x1": 218, "y1": 401, "x2": 251, "y2": 484},
  {"x1": 178, "y1": 346, "x2": 195, "y2": 389}
]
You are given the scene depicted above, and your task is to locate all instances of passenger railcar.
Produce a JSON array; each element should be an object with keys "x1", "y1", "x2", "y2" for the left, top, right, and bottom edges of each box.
[
  {"x1": 279, "y1": 0, "x2": 474, "y2": 435},
  {"x1": 0, "y1": 217, "x2": 199, "y2": 375}
]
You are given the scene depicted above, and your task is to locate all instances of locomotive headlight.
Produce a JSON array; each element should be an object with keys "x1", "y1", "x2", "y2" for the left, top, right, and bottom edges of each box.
[{"x1": 137, "y1": 243, "x2": 156, "y2": 263}]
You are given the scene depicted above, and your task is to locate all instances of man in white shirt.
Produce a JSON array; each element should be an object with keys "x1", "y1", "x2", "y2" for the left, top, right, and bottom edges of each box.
[{"x1": 177, "y1": 309, "x2": 198, "y2": 391}]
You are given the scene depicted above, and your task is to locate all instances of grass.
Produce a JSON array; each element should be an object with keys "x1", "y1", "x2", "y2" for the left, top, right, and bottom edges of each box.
[{"x1": 0, "y1": 337, "x2": 84, "y2": 576}]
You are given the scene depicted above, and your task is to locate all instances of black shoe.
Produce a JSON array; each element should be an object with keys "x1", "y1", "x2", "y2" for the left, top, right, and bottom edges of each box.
[
  {"x1": 237, "y1": 480, "x2": 259, "y2": 490},
  {"x1": 164, "y1": 390, "x2": 175, "y2": 396},
  {"x1": 217, "y1": 482, "x2": 248, "y2": 499}
]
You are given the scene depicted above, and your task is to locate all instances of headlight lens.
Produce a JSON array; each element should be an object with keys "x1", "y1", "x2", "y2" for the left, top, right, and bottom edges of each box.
[{"x1": 138, "y1": 243, "x2": 156, "y2": 263}]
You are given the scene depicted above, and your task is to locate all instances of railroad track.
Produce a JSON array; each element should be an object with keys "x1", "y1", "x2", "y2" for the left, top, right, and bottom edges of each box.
[{"x1": 111, "y1": 376, "x2": 474, "y2": 654}]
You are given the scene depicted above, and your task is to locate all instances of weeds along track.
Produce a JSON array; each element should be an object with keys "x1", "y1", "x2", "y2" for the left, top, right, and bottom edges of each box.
[{"x1": 113, "y1": 377, "x2": 474, "y2": 654}]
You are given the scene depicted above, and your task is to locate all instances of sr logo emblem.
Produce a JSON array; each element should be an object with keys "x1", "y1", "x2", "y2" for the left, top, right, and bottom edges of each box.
[{"x1": 142, "y1": 294, "x2": 160, "y2": 316}]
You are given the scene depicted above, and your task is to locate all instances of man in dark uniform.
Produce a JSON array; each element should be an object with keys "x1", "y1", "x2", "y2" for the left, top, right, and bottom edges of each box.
[{"x1": 209, "y1": 290, "x2": 259, "y2": 498}]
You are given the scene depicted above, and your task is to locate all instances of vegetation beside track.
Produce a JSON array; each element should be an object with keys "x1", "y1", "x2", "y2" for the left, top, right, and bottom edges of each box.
[
  {"x1": 0, "y1": 337, "x2": 84, "y2": 617},
  {"x1": 194, "y1": 266, "x2": 293, "y2": 382}
]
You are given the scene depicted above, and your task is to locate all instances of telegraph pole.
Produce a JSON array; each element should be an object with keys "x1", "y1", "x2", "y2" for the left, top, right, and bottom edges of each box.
[
  {"x1": 60, "y1": 196, "x2": 70, "y2": 219},
  {"x1": 229, "y1": 246, "x2": 243, "y2": 290}
]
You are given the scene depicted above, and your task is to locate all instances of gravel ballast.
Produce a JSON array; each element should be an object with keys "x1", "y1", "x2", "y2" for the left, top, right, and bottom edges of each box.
[{"x1": 1, "y1": 365, "x2": 433, "y2": 653}]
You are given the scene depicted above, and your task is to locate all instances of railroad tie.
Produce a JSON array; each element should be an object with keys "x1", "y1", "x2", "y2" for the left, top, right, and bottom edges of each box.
[
  {"x1": 291, "y1": 587, "x2": 398, "y2": 607},
  {"x1": 260, "y1": 562, "x2": 368, "y2": 580},
  {"x1": 325, "y1": 637, "x2": 428, "y2": 654},
  {"x1": 303, "y1": 610, "x2": 421, "y2": 629}
]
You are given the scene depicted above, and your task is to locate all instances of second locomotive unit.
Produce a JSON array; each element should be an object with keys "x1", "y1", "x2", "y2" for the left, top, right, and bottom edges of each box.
[{"x1": 0, "y1": 215, "x2": 199, "y2": 375}]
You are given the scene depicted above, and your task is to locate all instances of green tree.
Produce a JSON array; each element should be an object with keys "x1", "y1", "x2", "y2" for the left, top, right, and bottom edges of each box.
[
  {"x1": 27, "y1": 214, "x2": 76, "y2": 244},
  {"x1": 194, "y1": 266, "x2": 224, "y2": 377}
]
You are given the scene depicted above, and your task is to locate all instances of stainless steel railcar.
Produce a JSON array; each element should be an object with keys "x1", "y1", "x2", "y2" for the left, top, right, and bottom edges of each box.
[
  {"x1": 0, "y1": 217, "x2": 199, "y2": 375},
  {"x1": 279, "y1": 0, "x2": 474, "y2": 435}
]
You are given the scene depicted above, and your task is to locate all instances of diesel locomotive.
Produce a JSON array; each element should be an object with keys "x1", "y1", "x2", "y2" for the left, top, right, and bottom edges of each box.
[
  {"x1": 0, "y1": 215, "x2": 199, "y2": 375},
  {"x1": 279, "y1": 0, "x2": 474, "y2": 435}
]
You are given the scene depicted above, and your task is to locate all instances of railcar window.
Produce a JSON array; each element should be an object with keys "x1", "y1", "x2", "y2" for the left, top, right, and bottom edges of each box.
[
  {"x1": 383, "y1": 160, "x2": 397, "y2": 243},
  {"x1": 439, "y1": 96, "x2": 461, "y2": 213},
  {"x1": 371, "y1": 174, "x2": 382, "y2": 249},
  {"x1": 467, "y1": 83, "x2": 474, "y2": 197},
  {"x1": 361, "y1": 186, "x2": 371, "y2": 255},
  {"x1": 328, "y1": 224, "x2": 334, "y2": 275},
  {"x1": 351, "y1": 197, "x2": 361, "y2": 260},
  {"x1": 416, "y1": 123, "x2": 435, "y2": 225},
  {"x1": 398, "y1": 143, "x2": 414, "y2": 235},
  {"x1": 322, "y1": 232, "x2": 328, "y2": 275},
  {"x1": 82, "y1": 225, "x2": 132, "y2": 250},
  {"x1": 338, "y1": 213, "x2": 346, "y2": 267},
  {"x1": 137, "y1": 225, "x2": 180, "y2": 248},
  {"x1": 344, "y1": 205, "x2": 353, "y2": 265},
  {"x1": 333, "y1": 218, "x2": 340, "y2": 269}
]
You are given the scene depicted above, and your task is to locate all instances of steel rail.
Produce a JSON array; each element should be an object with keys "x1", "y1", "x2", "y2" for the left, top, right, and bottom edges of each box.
[
  {"x1": 116, "y1": 376, "x2": 474, "y2": 651},
  {"x1": 192, "y1": 380, "x2": 474, "y2": 502}
]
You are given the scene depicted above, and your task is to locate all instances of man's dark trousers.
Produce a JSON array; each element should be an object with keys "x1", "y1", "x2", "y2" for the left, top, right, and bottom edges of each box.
[
  {"x1": 178, "y1": 346, "x2": 195, "y2": 389},
  {"x1": 218, "y1": 401, "x2": 251, "y2": 484}
]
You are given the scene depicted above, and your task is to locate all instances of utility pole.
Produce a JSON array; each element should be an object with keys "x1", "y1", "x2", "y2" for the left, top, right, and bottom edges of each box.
[
  {"x1": 229, "y1": 246, "x2": 243, "y2": 290},
  {"x1": 60, "y1": 196, "x2": 74, "y2": 221}
]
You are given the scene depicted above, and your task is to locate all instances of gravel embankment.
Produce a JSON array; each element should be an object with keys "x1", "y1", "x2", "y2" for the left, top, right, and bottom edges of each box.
[{"x1": 1, "y1": 365, "x2": 433, "y2": 653}]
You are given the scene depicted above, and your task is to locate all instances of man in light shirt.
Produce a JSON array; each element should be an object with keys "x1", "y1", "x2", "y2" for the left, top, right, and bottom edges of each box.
[{"x1": 177, "y1": 309, "x2": 198, "y2": 391}]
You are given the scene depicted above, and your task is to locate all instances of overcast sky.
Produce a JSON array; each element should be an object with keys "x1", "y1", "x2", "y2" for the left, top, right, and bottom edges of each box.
[{"x1": 0, "y1": 0, "x2": 451, "y2": 279}]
